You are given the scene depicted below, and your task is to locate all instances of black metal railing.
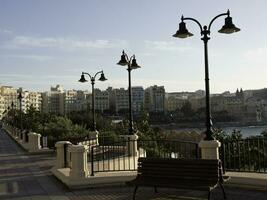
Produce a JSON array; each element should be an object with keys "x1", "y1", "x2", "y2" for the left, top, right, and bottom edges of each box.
[
  {"x1": 221, "y1": 137, "x2": 267, "y2": 173},
  {"x1": 89, "y1": 139, "x2": 199, "y2": 176}
]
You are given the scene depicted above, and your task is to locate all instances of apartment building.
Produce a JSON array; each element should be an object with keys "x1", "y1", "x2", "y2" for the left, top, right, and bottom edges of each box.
[
  {"x1": 132, "y1": 86, "x2": 144, "y2": 114},
  {"x1": 144, "y1": 85, "x2": 165, "y2": 113},
  {"x1": 42, "y1": 85, "x2": 65, "y2": 115}
]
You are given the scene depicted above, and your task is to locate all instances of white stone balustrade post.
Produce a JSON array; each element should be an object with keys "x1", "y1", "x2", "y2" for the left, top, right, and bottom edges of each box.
[
  {"x1": 89, "y1": 131, "x2": 99, "y2": 146},
  {"x1": 28, "y1": 132, "x2": 41, "y2": 152},
  {"x1": 124, "y1": 134, "x2": 139, "y2": 157},
  {"x1": 55, "y1": 141, "x2": 72, "y2": 169},
  {"x1": 22, "y1": 130, "x2": 27, "y2": 143},
  {"x1": 199, "y1": 140, "x2": 221, "y2": 159},
  {"x1": 69, "y1": 144, "x2": 89, "y2": 180}
]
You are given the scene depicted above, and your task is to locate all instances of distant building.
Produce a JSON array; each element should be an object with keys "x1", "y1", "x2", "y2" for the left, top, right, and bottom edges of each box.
[
  {"x1": 86, "y1": 89, "x2": 109, "y2": 113},
  {"x1": 113, "y1": 88, "x2": 129, "y2": 113},
  {"x1": 22, "y1": 91, "x2": 42, "y2": 111},
  {"x1": 0, "y1": 85, "x2": 19, "y2": 111},
  {"x1": 42, "y1": 85, "x2": 65, "y2": 115},
  {"x1": 0, "y1": 95, "x2": 5, "y2": 119},
  {"x1": 132, "y1": 86, "x2": 144, "y2": 114},
  {"x1": 145, "y1": 85, "x2": 165, "y2": 113},
  {"x1": 166, "y1": 96, "x2": 187, "y2": 112}
]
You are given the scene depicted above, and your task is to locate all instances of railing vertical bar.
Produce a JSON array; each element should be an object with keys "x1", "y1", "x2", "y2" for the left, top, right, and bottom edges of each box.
[
  {"x1": 118, "y1": 143, "x2": 120, "y2": 171},
  {"x1": 133, "y1": 139, "x2": 136, "y2": 170},
  {"x1": 123, "y1": 140, "x2": 126, "y2": 170},
  {"x1": 113, "y1": 144, "x2": 115, "y2": 171},
  {"x1": 128, "y1": 138, "x2": 130, "y2": 171},
  {"x1": 238, "y1": 140, "x2": 241, "y2": 171},
  {"x1": 108, "y1": 144, "x2": 110, "y2": 171},
  {"x1": 228, "y1": 143, "x2": 231, "y2": 170},
  {"x1": 248, "y1": 139, "x2": 251, "y2": 172},
  {"x1": 263, "y1": 138, "x2": 266, "y2": 173},
  {"x1": 103, "y1": 145, "x2": 106, "y2": 172},
  {"x1": 257, "y1": 137, "x2": 261, "y2": 172},
  {"x1": 91, "y1": 146, "x2": 94, "y2": 176},
  {"x1": 243, "y1": 140, "x2": 246, "y2": 172}
]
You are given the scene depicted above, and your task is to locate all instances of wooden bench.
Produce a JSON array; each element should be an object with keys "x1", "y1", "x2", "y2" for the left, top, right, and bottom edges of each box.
[{"x1": 128, "y1": 157, "x2": 230, "y2": 200}]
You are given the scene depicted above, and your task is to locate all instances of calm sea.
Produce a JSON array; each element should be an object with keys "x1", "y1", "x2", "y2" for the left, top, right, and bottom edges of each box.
[
  {"x1": 222, "y1": 125, "x2": 267, "y2": 138},
  {"x1": 172, "y1": 125, "x2": 267, "y2": 138}
]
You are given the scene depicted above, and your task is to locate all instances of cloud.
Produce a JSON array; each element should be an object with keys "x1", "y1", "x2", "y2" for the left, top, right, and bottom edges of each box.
[
  {"x1": 4, "y1": 36, "x2": 128, "y2": 51},
  {"x1": 0, "y1": 29, "x2": 13, "y2": 35},
  {"x1": 243, "y1": 47, "x2": 267, "y2": 65},
  {"x1": 2, "y1": 54, "x2": 53, "y2": 61},
  {"x1": 0, "y1": 74, "x2": 32, "y2": 78},
  {"x1": 145, "y1": 40, "x2": 194, "y2": 52}
]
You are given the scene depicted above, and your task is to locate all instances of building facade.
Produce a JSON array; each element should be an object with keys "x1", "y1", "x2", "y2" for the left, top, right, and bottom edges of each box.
[{"x1": 144, "y1": 85, "x2": 165, "y2": 113}]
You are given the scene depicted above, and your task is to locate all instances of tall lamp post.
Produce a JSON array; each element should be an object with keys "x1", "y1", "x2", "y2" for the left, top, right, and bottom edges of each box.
[
  {"x1": 117, "y1": 50, "x2": 141, "y2": 135},
  {"x1": 79, "y1": 70, "x2": 107, "y2": 131},
  {"x1": 17, "y1": 92, "x2": 23, "y2": 139},
  {"x1": 173, "y1": 10, "x2": 240, "y2": 140},
  {"x1": 11, "y1": 101, "x2": 14, "y2": 127}
]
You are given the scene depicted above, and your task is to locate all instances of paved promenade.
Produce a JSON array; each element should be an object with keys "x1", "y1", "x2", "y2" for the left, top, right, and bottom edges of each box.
[{"x1": 1, "y1": 129, "x2": 267, "y2": 200}]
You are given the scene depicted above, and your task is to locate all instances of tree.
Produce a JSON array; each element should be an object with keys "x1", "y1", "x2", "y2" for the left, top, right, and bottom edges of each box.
[{"x1": 180, "y1": 101, "x2": 194, "y2": 118}]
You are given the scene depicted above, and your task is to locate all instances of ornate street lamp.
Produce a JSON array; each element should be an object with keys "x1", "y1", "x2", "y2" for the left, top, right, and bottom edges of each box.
[
  {"x1": 117, "y1": 50, "x2": 141, "y2": 135},
  {"x1": 79, "y1": 70, "x2": 107, "y2": 131},
  {"x1": 17, "y1": 92, "x2": 23, "y2": 139},
  {"x1": 11, "y1": 101, "x2": 14, "y2": 127},
  {"x1": 173, "y1": 10, "x2": 240, "y2": 140}
]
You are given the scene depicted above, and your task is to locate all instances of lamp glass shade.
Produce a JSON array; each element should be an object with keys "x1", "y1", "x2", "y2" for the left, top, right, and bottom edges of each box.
[
  {"x1": 218, "y1": 16, "x2": 240, "y2": 34},
  {"x1": 79, "y1": 74, "x2": 88, "y2": 83},
  {"x1": 130, "y1": 58, "x2": 141, "y2": 69},
  {"x1": 173, "y1": 21, "x2": 193, "y2": 38},
  {"x1": 117, "y1": 54, "x2": 128, "y2": 66},
  {"x1": 98, "y1": 73, "x2": 107, "y2": 81}
]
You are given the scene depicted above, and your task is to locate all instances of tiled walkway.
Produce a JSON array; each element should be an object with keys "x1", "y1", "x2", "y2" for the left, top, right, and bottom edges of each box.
[{"x1": 1, "y1": 128, "x2": 267, "y2": 200}]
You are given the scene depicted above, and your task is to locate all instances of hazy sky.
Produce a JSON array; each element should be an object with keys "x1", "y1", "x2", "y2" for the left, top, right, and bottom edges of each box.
[{"x1": 0, "y1": 0, "x2": 267, "y2": 93}]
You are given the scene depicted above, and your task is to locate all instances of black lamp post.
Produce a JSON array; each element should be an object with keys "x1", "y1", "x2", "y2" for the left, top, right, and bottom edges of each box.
[
  {"x1": 173, "y1": 10, "x2": 240, "y2": 140},
  {"x1": 17, "y1": 92, "x2": 23, "y2": 139},
  {"x1": 11, "y1": 101, "x2": 14, "y2": 127},
  {"x1": 117, "y1": 50, "x2": 141, "y2": 135},
  {"x1": 79, "y1": 70, "x2": 107, "y2": 131}
]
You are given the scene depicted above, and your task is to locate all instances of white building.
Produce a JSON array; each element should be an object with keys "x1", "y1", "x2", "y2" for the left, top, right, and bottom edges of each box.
[
  {"x1": 86, "y1": 89, "x2": 109, "y2": 113},
  {"x1": 113, "y1": 88, "x2": 129, "y2": 113},
  {"x1": 132, "y1": 86, "x2": 144, "y2": 114},
  {"x1": 42, "y1": 85, "x2": 65, "y2": 115},
  {"x1": 23, "y1": 91, "x2": 42, "y2": 111},
  {"x1": 145, "y1": 85, "x2": 165, "y2": 113},
  {"x1": 0, "y1": 95, "x2": 5, "y2": 119}
]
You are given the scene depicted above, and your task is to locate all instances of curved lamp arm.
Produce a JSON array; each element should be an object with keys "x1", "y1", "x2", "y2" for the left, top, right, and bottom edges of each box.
[
  {"x1": 129, "y1": 55, "x2": 135, "y2": 63},
  {"x1": 93, "y1": 70, "x2": 104, "y2": 79},
  {"x1": 82, "y1": 72, "x2": 92, "y2": 80},
  {"x1": 182, "y1": 16, "x2": 203, "y2": 33},
  {"x1": 123, "y1": 51, "x2": 130, "y2": 63},
  {"x1": 208, "y1": 10, "x2": 229, "y2": 32}
]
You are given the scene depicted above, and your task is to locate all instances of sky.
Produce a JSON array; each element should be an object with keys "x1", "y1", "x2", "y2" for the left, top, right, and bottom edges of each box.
[{"x1": 0, "y1": 0, "x2": 267, "y2": 93}]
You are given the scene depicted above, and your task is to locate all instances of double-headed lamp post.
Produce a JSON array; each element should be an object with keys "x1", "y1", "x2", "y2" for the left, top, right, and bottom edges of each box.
[
  {"x1": 117, "y1": 50, "x2": 141, "y2": 135},
  {"x1": 17, "y1": 92, "x2": 23, "y2": 138},
  {"x1": 79, "y1": 70, "x2": 107, "y2": 131},
  {"x1": 173, "y1": 10, "x2": 240, "y2": 140}
]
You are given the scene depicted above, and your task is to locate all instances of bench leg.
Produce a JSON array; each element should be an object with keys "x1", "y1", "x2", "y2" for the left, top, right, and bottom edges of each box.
[
  {"x1": 208, "y1": 189, "x2": 211, "y2": 200},
  {"x1": 133, "y1": 186, "x2": 138, "y2": 200},
  {"x1": 220, "y1": 183, "x2": 227, "y2": 199},
  {"x1": 154, "y1": 186, "x2": 158, "y2": 193}
]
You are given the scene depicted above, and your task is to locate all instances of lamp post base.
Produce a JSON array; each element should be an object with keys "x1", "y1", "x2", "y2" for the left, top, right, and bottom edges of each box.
[{"x1": 199, "y1": 140, "x2": 221, "y2": 159}]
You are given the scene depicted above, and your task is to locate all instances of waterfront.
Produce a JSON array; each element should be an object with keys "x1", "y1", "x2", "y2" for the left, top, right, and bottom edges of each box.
[
  {"x1": 222, "y1": 125, "x2": 267, "y2": 138},
  {"x1": 161, "y1": 124, "x2": 267, "y2": 139}
]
